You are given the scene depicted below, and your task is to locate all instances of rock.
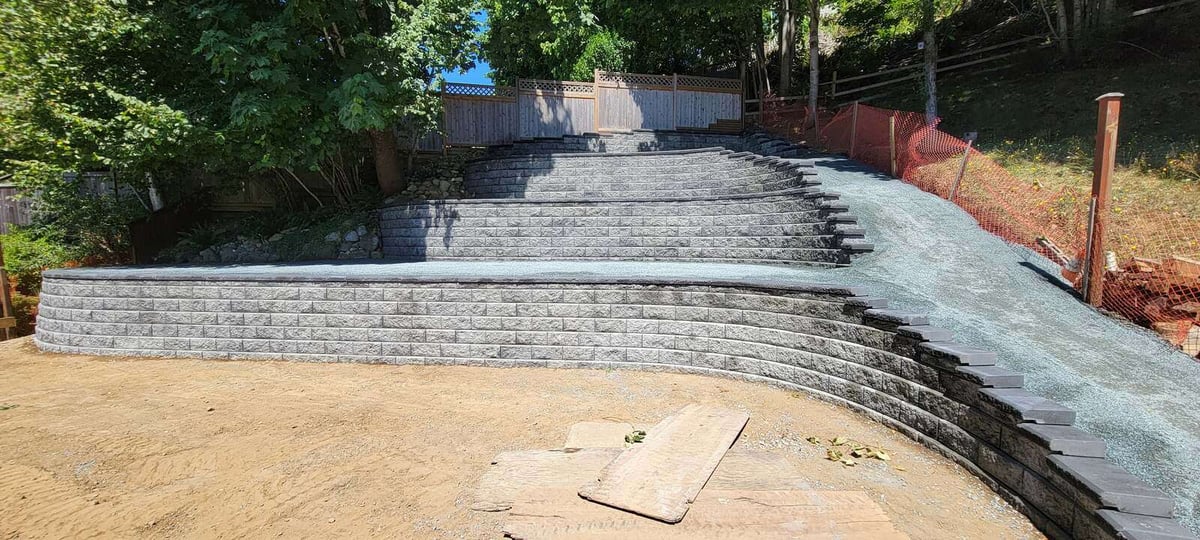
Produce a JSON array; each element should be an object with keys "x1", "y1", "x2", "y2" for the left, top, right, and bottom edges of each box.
[
  {"x1": 268, "y1": 233, "x2": 284, "y2": 242},
  {"x1": 324, "y1": 231, "x2": 340, "y2": 242},
  {"x1": 356, "y1": 225, "x2": 367, "y2": 237},
  {"x1": 343, "y1": 230, "x2": 359, "y2": 242}
]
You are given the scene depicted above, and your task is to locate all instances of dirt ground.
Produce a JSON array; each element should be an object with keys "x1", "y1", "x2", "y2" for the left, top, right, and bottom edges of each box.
[{"x1": 0, "y1": 337, "x2": 1041, "y2": 539}]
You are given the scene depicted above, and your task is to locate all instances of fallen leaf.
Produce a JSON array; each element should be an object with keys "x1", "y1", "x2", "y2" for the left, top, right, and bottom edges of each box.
[
  {"x1": 875, "y1": 450, "x2": 891, "y2": 461},
  {"x1": 805, "y1": 436, "x2": 822, "y2": 445},
  {"x1": 840, "y1": 458, "x2": 857, "y2": 467},
  {"x1": 830, "y1": 436, "x2": 848, "y2": 446},
  {"x1": 826, "y1": 449, "x2": 843, "y2": 461}
]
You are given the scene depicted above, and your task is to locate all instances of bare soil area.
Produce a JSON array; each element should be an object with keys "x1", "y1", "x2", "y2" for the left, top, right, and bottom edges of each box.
[{"x1": 0, "y1": 338, "x2": 1041, "y2": 539}]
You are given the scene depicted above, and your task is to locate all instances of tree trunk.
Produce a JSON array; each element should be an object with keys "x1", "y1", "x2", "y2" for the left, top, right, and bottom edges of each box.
[
  {"x1": 1080, "y1": 0, "x2": 1089, "y2": 49},
  {"x1": 369, "y1": 128, "x2": 404, "y2": 195},
  {"x1": 1054, "y1": 0, "x2": 1071, "y2": 55},
  {"x1": 922, "y1": 0, "x2": 938, "y2": 124},
  {"x1": 779, "y1": 0, "x2": 796, "y2": 96},
  {"x1": 807, "y1": 0, "x2": 819, "y2": 134}
]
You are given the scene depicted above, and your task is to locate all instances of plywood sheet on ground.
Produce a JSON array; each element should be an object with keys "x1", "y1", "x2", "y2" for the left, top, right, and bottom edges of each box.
[
  {"x1": 563, "y1": 421, "x2": 645, "y2": 450},
  {"x1": 472, "y1": 446, "x2": 810, "y2": 514},
  {"x1": 504, "y1": 488, "x2": 908, "y2": 540},
  {"x1": 469, "y1": 449, "x2": 622, "y2": 511},
  {"x1": 577, "y1": 404, "x2": 750, "y2": 523}
]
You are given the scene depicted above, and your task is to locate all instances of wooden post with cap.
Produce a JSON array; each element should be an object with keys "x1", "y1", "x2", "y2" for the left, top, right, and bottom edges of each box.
[{"x1": 1083, "y1": 92, "x2": 1123, "y2": 307}]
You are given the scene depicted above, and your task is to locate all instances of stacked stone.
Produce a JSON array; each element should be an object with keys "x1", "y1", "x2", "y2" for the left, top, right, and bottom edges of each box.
[
  {"x1": 33, "y1": 274, "x2": 1195, "y2": 539},
  {"x1": 380, "y1": 132, "x2": 869, "y2": 266},
  {"x1": 481, "y1": 129, "x2": 807, "y2": 158}
]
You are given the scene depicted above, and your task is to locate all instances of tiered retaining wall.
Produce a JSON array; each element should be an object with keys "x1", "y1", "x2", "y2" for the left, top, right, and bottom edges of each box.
[
  {"x1": 378, "y1": 190, "x2": 869, "y2": 265},
  {"x1": 462, "y1": 148, "x2": 818, "y2": 200},
  {"x1": 33, "y1": 270, "x2": 1194, "y2": 540},
  {"x1": 483, "y1": 130, "x2": 804, "y2": 158}
]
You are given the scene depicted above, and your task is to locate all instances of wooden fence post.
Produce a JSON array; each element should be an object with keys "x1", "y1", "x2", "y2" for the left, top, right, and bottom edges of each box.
[
  {"x1": 949, "y1": 131, "x2": 978, "y2": 201},
  {"x1": 888, "y1": 113, "x2": 898, "y2": 177},
  {"x1": 671, "y1": 73, "x2": 678, "y2": 130},
  {"x1": 831, "y1": 70, "x2": 838, "y2": 101},
  {"x1": 593, "y1": 69, "x2": 601, "y2": 132},
  {"x1": 515, "y1": 78, "x2": 524, "y2": 139},
  {"x1": 1083, "y1": 92, "x2": 1123, "y2": 307},
  {"x1": 0, "y1": 240, "x2": 15, "y2": 340},
  {"x1": 849, "y1": 101, "x2": 859, "y2": 158}
]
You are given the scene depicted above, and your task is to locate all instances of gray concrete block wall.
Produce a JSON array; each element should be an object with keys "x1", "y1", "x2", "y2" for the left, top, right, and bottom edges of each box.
[
  {"x1": 462, "y1": 149, "x2": 819, "y2": 200},
  {"x1": 34, "y1": 273, "x2": 1194, "y2": 540},
  {"x1": 377, "y1": 192, "x2": 864, "y2": 266}
]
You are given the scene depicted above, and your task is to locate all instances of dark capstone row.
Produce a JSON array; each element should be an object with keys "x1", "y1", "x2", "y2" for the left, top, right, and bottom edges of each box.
[{"x1": 34, "y1": 274, "x2": 1196, "y2": 540}]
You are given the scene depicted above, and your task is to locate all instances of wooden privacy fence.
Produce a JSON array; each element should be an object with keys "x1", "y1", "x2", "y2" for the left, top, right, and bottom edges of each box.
[
  {"x1": 426, "y1": 70, "x2": 743, "y2": 149},
  {"x1": 0, "y1": 184, "x2": 33, "y2": 235}
]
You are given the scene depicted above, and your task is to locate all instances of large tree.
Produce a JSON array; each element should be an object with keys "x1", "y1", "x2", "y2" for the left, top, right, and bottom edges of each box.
[
  {"x1": 482, "y1": 0, "x2": 767, "y2": 83},
  {"x1": 191, "y1": 0, "x2": 479, "y2": 195}
]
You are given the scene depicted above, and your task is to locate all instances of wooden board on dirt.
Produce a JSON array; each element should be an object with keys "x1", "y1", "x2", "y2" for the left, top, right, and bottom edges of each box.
[
  {"x1": 504, "y1": 488, "x2": 908, "y2": 540},
  {"x1": 469, "y1": 448, "x2": 622, "y2": 512},
  {"x1": 564, "y1": 421, "x2": 645, "y2": 450},
  {"x1": 577, "y1": 404, "x2": 750, "y2": 523},
  {"x1": 472, "y1": 444, "x2": 811, "y2": 514}
]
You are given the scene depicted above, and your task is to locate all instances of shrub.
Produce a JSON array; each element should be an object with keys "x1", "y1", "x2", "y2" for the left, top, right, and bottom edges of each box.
[{"x1": 1, "y1": 229, "x2": 78, "y2": 295}]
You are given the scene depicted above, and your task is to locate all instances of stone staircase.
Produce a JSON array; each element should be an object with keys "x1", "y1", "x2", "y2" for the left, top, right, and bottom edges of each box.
[{"x1": 380, "y1": 131, "x2": 870, "y2": 266}]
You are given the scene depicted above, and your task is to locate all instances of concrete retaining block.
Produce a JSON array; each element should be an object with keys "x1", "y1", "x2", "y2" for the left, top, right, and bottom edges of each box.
[{"x1": 33, "y1": 271, "x2": 1194, "y2": 539}]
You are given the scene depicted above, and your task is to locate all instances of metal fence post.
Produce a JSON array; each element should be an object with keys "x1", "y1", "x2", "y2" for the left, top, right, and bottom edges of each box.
[{"x1": 1083, "y1": 92, "x2": 1123, "y2": 307}]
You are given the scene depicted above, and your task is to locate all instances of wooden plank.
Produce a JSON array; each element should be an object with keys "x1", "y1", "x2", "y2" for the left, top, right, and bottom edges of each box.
[
  {"x1": 504, "y1": 489, "x2": 907, "y2": 540},
  {"x1": 0, "y1": 317, "x2": 15, "y2": 330},
  {"x1": 470, "y1": 448, "x2": 623, "y2": 512},
  {"x1": 577, "y1": 404, "x2": 749, "y2": 523}
]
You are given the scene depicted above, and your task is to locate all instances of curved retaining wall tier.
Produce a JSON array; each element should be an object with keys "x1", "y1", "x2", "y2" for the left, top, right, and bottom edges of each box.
[
  {"x1": 482, "y1": 130, "x2": 805, "y2": 158},
  {"x1": 463, "y1": 148, "x2": 819, "y2": 200},
  {"x1": 378, "y1": 189, "x2": 870, "y2": 266},
  {"x1": 34, "y1": 269, "x2": 1194, "y2": 540}
]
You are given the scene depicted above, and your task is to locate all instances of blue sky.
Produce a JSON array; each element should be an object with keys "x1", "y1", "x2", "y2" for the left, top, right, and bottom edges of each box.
[{"x1": 442, "y1": 10, "x2": 492, "y2": 85}]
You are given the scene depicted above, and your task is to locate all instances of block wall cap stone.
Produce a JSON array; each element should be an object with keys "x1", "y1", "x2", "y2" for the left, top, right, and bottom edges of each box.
[
  {"x1": 980, "y1": 388, "x2": 1077, "y2": 425},
  {"x1": 1050, "y1": 455, "x2": 1176, "y2": 518}
]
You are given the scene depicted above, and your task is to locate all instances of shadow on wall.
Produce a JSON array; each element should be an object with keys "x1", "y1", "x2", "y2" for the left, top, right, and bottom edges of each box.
[{"x1": 385, "y1": 200, "x2": 460, "y2": 262}]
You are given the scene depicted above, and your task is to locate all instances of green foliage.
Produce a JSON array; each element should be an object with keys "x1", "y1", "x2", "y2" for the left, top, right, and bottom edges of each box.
[
  {"x1": 10, "y1": 292, "x2": 39, "y2": 337},
  {"x1": 192, "y1": 0, "x2": 479, "y2": 175},
  {"x1": 482, "y1": 0, "x2": 768, "y2": 83},
  {"x1": 1, "y1": 228, "x2": 79, "y2": 295}
]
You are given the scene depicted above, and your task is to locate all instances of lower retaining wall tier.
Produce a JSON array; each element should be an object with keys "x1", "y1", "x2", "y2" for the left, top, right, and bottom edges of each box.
[{"x1": 33, "y1": 270, "x2": 1196, "y2": 540}]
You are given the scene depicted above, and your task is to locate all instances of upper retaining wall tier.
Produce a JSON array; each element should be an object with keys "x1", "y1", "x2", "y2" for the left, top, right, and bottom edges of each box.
[
  {"x1": 463, "y1": 148, "x2": 819, "y2": 200},
  {"x1": 377, "y1": 189, "x2": 870, "y2": 266},
  {"x1": 482, "y1": 130, "x2": 805, "y2": 158},
  {"x1": 33, "y1": 269, "x2": 1194, "y2": 540}
]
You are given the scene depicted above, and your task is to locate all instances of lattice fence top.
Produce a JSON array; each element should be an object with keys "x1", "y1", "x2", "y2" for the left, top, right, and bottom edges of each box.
[
  {"x1": 597, "y1": 71, "x2": 673, "y2": 88},
  {"x1": 444, "y1": 83, "x2": 516, "y2": 98},
  {"x1": 518, "y1": 79, "x2": 595, "y2": 95},
  {"x1": 676, "y1": 75, "x2": 742, "y2": 91}
]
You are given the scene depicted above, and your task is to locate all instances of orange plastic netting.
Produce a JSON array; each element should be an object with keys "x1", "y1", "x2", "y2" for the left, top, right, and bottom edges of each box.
[{"x1": 762, "y1": 102, "x2": 1200, "y2": 358}]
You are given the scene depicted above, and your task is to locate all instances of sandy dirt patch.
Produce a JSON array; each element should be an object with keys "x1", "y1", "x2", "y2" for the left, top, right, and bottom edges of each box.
[{"x1": 0, "y1": 338, "x2": 1041, "y2": 539}]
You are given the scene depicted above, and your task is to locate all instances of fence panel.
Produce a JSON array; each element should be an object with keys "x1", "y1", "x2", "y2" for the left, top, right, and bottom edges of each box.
[
  {"x1": 430, "y1": 71, "x2": 743, "y2": 147},
  {"x1": 0, "y1": 185, "x2": 33, "y2": 235},
  {"x1": 517, "y1": 79, "x2": 595, "y2": 138},
  {"x1": 674, "y1": 75, "x2": 742, "y2": 129},
  {"x1": 596, "y1": 72, "x2": 675, "y2": 131},
  {"x1": 442, "y1": 83, "x2": 517, "y2": 146}
]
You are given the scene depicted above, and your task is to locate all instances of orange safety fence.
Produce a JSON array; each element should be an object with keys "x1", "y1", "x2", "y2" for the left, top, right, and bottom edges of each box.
[{"x1": 759, "y1": 102, "x2": 1200, "y2": 359}]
